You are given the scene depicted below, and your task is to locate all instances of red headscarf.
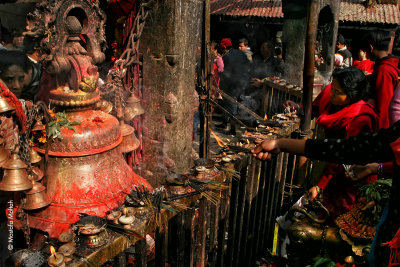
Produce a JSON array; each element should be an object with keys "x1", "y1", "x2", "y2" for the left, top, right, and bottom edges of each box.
[{"x1": 220, "y1": 38, "x2": 232, "y2": 49}]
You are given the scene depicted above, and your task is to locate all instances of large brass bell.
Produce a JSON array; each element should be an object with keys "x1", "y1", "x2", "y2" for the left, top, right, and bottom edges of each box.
[
  {"x1": 32, "y1": 119, "x2": 45, "y2": 132},
  {"x1": 0, "y1": 92, "x2": 16, "y2": 113},
  {"x1": 30, "y1": 147, "x2": 42, "y2": 164},
  {"x1": 0, "y1": 151, "x2": 32, "y2": 191},
  {"x1": 123, "y1": 93, "x2": 144, "y2": 122},
  {"x1": 0, "y1": 138, "x2": 9, "y2": 167},
  {"x1": 24, "y1": 180, "x2": 51, "y2": 210},
  {"x1": 119, "y1": 120, "x2": 140, "y2": 153}
]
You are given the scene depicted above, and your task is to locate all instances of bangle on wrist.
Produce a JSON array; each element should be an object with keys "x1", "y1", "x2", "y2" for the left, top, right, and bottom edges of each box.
[
  {"x1": 377, "y1": 163, "x2": 383, "y2": 179},
  {"x1": 315, "y1": 185, "x2": 320, "y2": 194}
]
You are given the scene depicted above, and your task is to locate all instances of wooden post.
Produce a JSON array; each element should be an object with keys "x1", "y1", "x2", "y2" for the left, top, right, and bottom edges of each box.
[
  {"x1": 301, "y1": 0, "x2": 318, "y2": 133},
  {"x1": 199, "y1": 0, "x2": 211, "y2": 158}
]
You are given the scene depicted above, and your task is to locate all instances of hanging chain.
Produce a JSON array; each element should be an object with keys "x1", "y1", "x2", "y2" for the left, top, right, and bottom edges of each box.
[
  {"x1": 19, "y1": 102, "x2": 39, "y2": 169},
  {"x1": 115, "y1": 0, "x2": 156, "y2": 71}
]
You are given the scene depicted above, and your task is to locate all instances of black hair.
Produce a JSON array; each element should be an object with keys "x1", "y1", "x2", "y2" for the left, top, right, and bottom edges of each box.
[
  {"x1": 332, "y1": 67, "x2": 369, "y2": 103},
  {"x1": 337, "y1": 34, "x2": 345, "y2": 45},
  {"x1": 23, "y1": 35, "x2": 42, "y2": 55},
  {"x1": 275, "y1": 47, "x2": 282, "y2": 56},
  {"x1": 0, "y1": 50, "x2": 31, "y2": 74},
  {"x1": 1, "y1": 26, "x2": 14, "y2": 45},
  {"x1": 238, "y1": 38, "x2": 249, "y2": 46},
  {"x1": 361, "y1": 30, "x2": 392, "y2": 51}
]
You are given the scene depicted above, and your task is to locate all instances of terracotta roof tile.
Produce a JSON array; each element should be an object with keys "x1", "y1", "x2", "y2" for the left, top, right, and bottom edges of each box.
[
  {"x1": 210, "y1": 0, "x2": 400, "y2": 24},
  {"x1": 210, "y1": 0, "x2": 283, "y2": 18}
]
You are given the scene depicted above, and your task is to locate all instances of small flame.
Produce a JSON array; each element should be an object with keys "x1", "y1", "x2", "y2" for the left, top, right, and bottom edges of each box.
[
  {"x1": 264, "y1": 114, "x2": 268, "y2": 120},
  {"x1": 246, "y1": 139, "x2": 250, "y2": 144},
  {"x1": 210, "y1": 129, "x2": 227, "y2": 147},
  {"x1": 227, "y1": 138, "x2": 231, "y2": 143},
  {"x1": 123, "y1": 208, "x2": 127, "y2": 215},
  {"x1": 223, "y1": 152, "x2": 227, "y2": 156},
  {"x1": 50, "y1": 245, "x2": 56, "y2": 258},
  {"x1": 256, "y1": 127, "x2": 258, "y2": 132}
]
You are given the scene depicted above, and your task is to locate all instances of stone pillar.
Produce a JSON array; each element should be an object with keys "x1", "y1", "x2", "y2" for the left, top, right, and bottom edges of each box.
[
  {"x1": 138, "y1": 0, "x2": 202, "y2": 187},
  {"x1": 282, "y1": 0, "x2": 309, "y2": 85},
  {"x1": 282, "y1": 0, "x2": 340, "y2": 86}
]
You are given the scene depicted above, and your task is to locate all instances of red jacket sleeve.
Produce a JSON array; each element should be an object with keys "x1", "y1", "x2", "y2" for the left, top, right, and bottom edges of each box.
[{"x1": 374, "y1": 68, "x2": 397, "y2": 129}]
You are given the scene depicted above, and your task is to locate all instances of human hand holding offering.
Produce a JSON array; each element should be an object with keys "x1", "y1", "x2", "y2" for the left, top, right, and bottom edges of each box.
[
  {"x1": 251, "y1": 138, "x2": 306, "y2": 161},
  {"x1": 307, "y1": 186, "x2": 319, "y2": 201},
  {"x1": 346, "y1": 163, "x2": 379, "y2": 181},
  {"x1": 251, "y1": 139, "x2": 281, "y2": 160}
]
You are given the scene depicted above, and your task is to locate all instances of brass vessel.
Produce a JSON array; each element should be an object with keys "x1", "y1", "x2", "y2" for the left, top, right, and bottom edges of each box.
[
  {"x1": 287, "y1": 201, "x2": 342, "y2": 247},
  {"x1": 24, "y1": 180, "x2": 51, "y2": 210},
  {"x1": 0, "y1": 151, "x2": 32, "y2": 191},
  {"x1": 123, "y1": 93, "x2": 144, "y2": 121}
]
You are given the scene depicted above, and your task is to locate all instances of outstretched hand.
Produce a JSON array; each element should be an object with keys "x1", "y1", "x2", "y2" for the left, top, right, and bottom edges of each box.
[{"x1": 251, "y1": 139, "x2": 280, "y2": 160}]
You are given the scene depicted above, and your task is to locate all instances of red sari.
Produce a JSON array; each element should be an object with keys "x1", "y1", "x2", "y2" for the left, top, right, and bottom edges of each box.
[{"x1": 313, "y1": 84, "x2": 378, "y2": 219}]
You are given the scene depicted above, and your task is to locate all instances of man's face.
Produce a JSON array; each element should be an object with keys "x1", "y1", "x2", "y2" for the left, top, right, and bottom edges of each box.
[
  {"x1": 260, "y1": 43, "x2": 271, "y2": 58},
  {"x1": 336, "y1": 43, "x2": 344, "y2": 50},
  {"x1": 238, "y1": 42, "x2": 247, "y2": 51},
  {"x1": 1, "y1": 65, "x2": 26, "y2": 98}
]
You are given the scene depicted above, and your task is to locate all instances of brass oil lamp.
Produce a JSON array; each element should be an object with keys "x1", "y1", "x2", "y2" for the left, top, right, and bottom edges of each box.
[{"x1": 0, "y1": 150, "x2": 32, "y2": 191}]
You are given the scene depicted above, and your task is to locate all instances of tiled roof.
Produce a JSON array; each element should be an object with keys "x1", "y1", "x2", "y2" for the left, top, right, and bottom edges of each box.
[
  {"x1": 339, "y1": 2, "x2": 400, "y2": 24},
  {"x1": 210, "y1": 0, "x2": 400, "y2": 24},
  {"x1": 210, "y1": 0, "x2": 283, "y2": 18}
]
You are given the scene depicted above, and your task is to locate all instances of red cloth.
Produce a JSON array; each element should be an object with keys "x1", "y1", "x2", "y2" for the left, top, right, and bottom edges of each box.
[
  {"x1": 313, "y1": 85, "x2": 378, "y2": 219},
  {"x1": 0, "y1": 80, "x2": 26, "y2": 133},
  {"x1": 220, "y1": 38, "x2": 232, "y2": 49},
  {"x1": 382, "y1": 227, "x2": 400, "y2": 266},
  {"x1": 107, "y1": 0, "x2": 136, "y2": 19},
  {"x1": 371, "y1": 56, "x2": 400, "y2": 129},
  {"x1": 353, "y1": 59, "x2": 374, "y2": 75}
]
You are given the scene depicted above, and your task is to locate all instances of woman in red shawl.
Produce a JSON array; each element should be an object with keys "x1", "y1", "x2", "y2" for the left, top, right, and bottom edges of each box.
[
  {"x1": 353, "y1": 48, "x2": 374, "y2": 75},
  {"x1": 286, "y1": 67, "x2": 378, "y2": 219}
]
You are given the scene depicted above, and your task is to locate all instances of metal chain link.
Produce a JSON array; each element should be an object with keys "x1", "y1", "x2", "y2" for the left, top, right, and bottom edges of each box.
[
  {"x1": 115, "y1": 0, "x2": 156, "y2": 71},
  {"x1": 19, "y1": 103, "x2": 39, "y2": 169},
  {"x1": 17, "y1": 102, "x2": 49, "y2": 247}
]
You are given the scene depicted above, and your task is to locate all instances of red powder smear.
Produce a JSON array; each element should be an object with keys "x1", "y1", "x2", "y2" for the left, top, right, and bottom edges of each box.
[{"x1": 92, "y1": 117, "x2": 104, "y2": 123}]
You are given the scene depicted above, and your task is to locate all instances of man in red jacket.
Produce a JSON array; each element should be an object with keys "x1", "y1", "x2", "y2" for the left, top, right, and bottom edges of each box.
[{"x1": 362, "y1": 30, "x2": 400, "y2": 129}]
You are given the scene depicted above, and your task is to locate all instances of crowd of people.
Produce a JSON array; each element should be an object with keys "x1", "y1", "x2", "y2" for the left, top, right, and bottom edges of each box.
[
  {"x1": 253, "y1": 30, "x2": 400, "y2": 266},
  {"x1": 210, "y1": 37, "x2": 285, "y2": 135}
]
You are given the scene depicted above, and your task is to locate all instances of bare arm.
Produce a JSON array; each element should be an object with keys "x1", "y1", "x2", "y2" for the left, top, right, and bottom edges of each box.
[{"x1": 251, "y1": 138, "x2": 306, "y2": 160}]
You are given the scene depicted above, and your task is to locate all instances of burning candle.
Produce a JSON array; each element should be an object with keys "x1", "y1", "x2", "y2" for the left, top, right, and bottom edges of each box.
[
  {"x1": 48, "y1": 246, "x2": 65, "y2": 267},
  {"x1": 118, "y1": 208, "x2": 134, "y2": 225}
]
